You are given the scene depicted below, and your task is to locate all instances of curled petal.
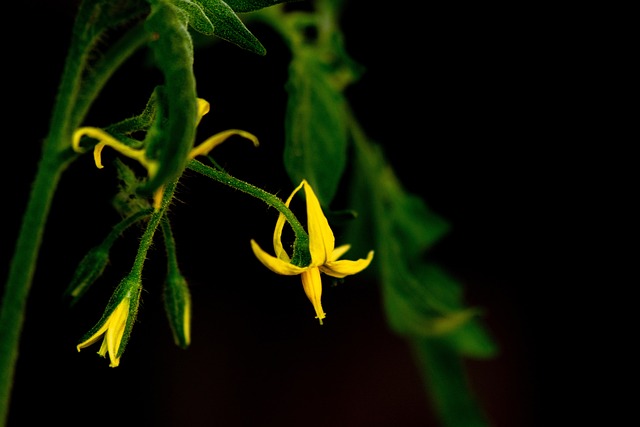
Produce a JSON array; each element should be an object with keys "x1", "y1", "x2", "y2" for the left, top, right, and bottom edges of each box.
[
  {"x1": 188, "y1": 129, "x2": 259, "y2": 159},
  {"x1": 273, "y1": 180, "x2": 304, "y2": 261},
  {"x1": 72, "y1": 127, "x2": 157, "y2": 176},
  {"x1": 319, "y1": 250, "x2": 374, "y2": 279},
  {"x1": 94, "y1": 143, "x2": 106, "y2": 169},
  {"x1": 251, "y1": 239, "x2": 307, "y2": 276},
  {"x1": 196, "y1": 98, "x2": 210, "y2": 125}
]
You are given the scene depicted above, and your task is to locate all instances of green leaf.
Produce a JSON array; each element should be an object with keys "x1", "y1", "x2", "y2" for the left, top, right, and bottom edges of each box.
[
  {"x1": 141, "y1": 2, "x2": 198, "y2": 194},
  {"x1": 378, "y1": 166, "x2": 450, "y2": 256},
  {"x1": 195, "y1": 0, "x2": 266, "y2": 54},
  {"x1": 75, "y1": 0, "x2": 149, "y2": 38},
  {"x1": 347, "y1": 137, "x2": 496, "y2": 356},
  {"x1": 283, "y1": 53, "x2": 348, "y2": 206},
  {"x1": 346, "y1": 135, "x2": 495, "y2": 426},
  {"x1": 224, "y1": 0, "x2": 301, "y2": 12},
  {"x1": 173, "y1": 0, "x2": 215, "y2": 35},
  {"x1": 414, "y1": 339, "x2": 492, "y2": 427}
]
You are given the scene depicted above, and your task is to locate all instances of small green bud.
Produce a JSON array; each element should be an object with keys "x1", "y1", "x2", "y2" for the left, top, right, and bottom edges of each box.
[
  {"x1": 163, "y1": 272, "x2": 192, "y2": 349},
  {"x1": 65, "y1": 247, "x2": 110, "y2": 304}
]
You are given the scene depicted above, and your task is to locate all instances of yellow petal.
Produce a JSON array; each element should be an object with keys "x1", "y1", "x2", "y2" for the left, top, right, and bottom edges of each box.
[
  {"x1": 106, "y1": 298, "x2": 130, "y2": 367},
  {"x1": 196, "y1": 98, "x2": 210, "y2": 125},
  {"x1": 329, "y1": 244, "x2": 351, "y2": 262},
  {"x1": 300, "y1": 267, "x2": 326, "y2": 324},
  {"x1": 76, "y1": 320, "x2": 111, "y2": 352},
  {"x1": 74, "y1": 127, "x2": 147, "y2": 164},
  {"x1": 97, "y1": 337, "x2": 108, "y2": 357},
  {"x1": 93, "y1": 142, "x2": 106, "y2": 169},
  {"x1": 251, "y1": 239, "x2": 307, "y2": 276},
  {"x1": 273, "y1": 180, "x2": 304, "y2": 261},
  {"x1": 188, "y1": 130, "x2": 259, "y2": 159},
  {"x1": 319, "y1": 250, "x2": 374, "y2": 279},
  {"x1": 302, "y1": 180, "x2": 335, "y2": 265},
  {"x1": 183, "y1": 297, "x2": 192, "y2": 347}
]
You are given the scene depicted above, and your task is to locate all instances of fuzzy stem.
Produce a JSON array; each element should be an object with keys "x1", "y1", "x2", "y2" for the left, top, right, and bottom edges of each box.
[
  {"x1": 186, "y1": 159, "x2": 310, "y2": 266},
  {"x1": 160, "y1": 217, "x2": 180, "y2": 274},
  {"x1": 0, "y1": 152, "x2": 69, "y2": 427},
  {"x1": 0, "y1": 3, "x2": 151, "y2": 424},
  {"x1": 129, "y1": 180, "x2": 179, "y2": 280}
]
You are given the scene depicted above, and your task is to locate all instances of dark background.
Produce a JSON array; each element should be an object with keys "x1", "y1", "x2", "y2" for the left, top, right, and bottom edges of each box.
[{"x1": 1, "y1": 1, "x2": 577, "y2": 426}]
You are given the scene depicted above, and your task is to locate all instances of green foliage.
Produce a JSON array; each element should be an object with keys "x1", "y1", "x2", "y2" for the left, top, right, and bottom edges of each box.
[
  {"x1": 113, "y1": 159, "x2": 152, "y2": 217},
  {"x1": 75, "y1": 0, "x2": 149, "y2": 40},
  {"x1": 141, "y1": 2, "x2": 198, "y2": 194},
  {"x1": 170, "y1": 0, "x2": 302, "y2": 54},
  {"x1": 225, "y1": 0, "x2": 300, "y2": 12},
  {"x1": 347, "y1": 138, "x2": 490, "y2": 345},
  {"x1": 416, "y1": 340, "x2": 492, "y2": 427},
  {"x1": 278, "y1": 3, "x2": 363, "y2": 206},
  {"x1": 283, "y1": 54, "x2": 349, "y2": 206},
  {"x1": 173, "y1": 0, "x2": 216, "y2": 34},
  {"x1": 343, "y1": 132, "x2": 496, "y2": 426},
  {"x1": 186, "y1": 0, "x2": 266, "y2": 54}
]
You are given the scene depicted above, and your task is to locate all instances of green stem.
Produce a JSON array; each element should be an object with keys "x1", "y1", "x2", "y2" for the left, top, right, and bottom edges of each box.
[
  {"x1": 0, "y1": 153, "x2": 69, "y2": 427},
  {"x1": 129, "y1": 181, "x2": 179, "y2": 279},
  {"x1": 102, "y1": 208, "x2": 155, "y2": 248},
  {"x1": 186, "y1": 159, "x2": 310, "y2": 266},
  {"x1": 0, "y1": 2, "x2": 151, "y2": 424},
  {"x1": 160, "y1": 217, "x2": 180, "y2": 274},
  {"x1": 0, "y1": 9, "x2": 92, "y2": 419},
  {"x1": 71, "y1": 21, "x2": 153, "y2": 130},
  {"x1": 414, "y1": 340, "x2": 490, "y2": 427}
]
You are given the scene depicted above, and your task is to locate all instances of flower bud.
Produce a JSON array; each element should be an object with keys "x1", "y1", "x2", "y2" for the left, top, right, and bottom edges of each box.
[
  {"x1": 163, "y1": 272, "x2": 191, "y2": 349},
  {"x1": 65, "y1": 247, "x2": 110, "y2": 304}
]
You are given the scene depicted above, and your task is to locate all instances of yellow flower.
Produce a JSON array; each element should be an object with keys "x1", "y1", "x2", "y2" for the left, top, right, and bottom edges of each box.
[
  {"x1": 76, "y1": 294, "x2": 134, "y2": 368},
  {"x1": 251, "y1": 180, "x2": 374, "y2": 324}
]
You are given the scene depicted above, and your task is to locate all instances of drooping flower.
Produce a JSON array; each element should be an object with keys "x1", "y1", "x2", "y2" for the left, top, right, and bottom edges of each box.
[
  {"x1": 76, "y1": 277, "x2": 142, "y2": 367},
  {"x1": 251, "y1": 180, "x2": 374, "y2": 324}
]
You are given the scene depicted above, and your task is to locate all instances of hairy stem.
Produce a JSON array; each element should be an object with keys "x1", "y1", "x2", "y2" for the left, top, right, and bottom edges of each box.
[{"x1": 187, "y1": 159, "x2": 310, "y2": 266}]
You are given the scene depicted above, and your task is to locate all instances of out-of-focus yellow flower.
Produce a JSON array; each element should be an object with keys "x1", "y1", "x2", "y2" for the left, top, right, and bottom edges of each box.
[
  {"x1": 251, "y1": 180, "x2": 374, "y2": 324},
  {"x1": 76, "y1": 297, "x2": 131, "y2": 368}
]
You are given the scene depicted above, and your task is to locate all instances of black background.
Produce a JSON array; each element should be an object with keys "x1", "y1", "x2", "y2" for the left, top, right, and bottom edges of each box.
[{"x1": 1, "y1": 1, "x2": 577, "y2": 426}]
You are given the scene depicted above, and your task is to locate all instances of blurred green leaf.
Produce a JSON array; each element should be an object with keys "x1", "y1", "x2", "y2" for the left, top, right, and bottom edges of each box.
[
  {"x1": 347, "y1": 134, "x2": 497, "y2": 354},
  {"x1": 346, "y1": 129, "x2": 497, "y2": 426},
  {"x1": 414, "y1": 339, "x2": 492, "y2": 427},
  {"x1": 283, "y1": 53, "x2": 348, "y2": 206},
  {"x1": 194, "y1": 0, "x2": 266, "y2": 54},
  {"x1": 378, "y1": 165, "x2": 450, "y2": 257},
  {"x1": 270, "y1": 0, "x2": 362, "y2": 206},
  {"x1": 224, "y1": 0, "x2": 301, "y2": 12}
]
